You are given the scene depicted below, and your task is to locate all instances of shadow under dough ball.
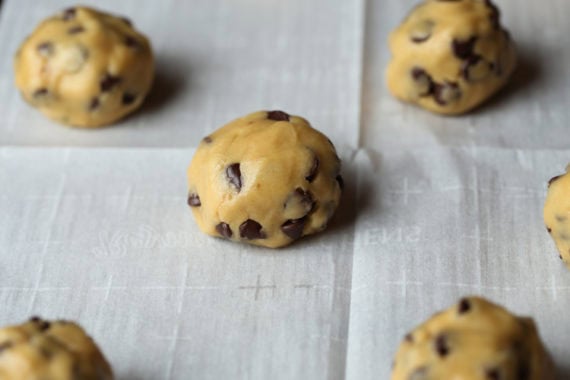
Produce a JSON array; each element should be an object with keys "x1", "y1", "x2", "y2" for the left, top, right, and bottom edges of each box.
[
  {"x1": 544, "y1": 164, "x2": 570, "y2": 270},
  {"x1": 386, "y1": 0, "x2": 517, "y2": 115},
  {"x1": 391, "y1": 297, "x2": 555, "y2": 380},
  {"x1": 0, "y1": 317, "x2": 113, "y2": 379},
  {"x1": 14, "y1": 6, "x2": 154, "y2": 128},
  {"x1": 187, "y1": 110, "x2": 343, "y2": 249}
]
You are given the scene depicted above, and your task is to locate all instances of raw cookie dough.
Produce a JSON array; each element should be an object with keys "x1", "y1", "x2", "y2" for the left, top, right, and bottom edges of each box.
[
  {"x1": 14, "y1": 6, "x2": 154, "y2": 127},
  {"x1": 187, "y1": 110, "x2": 343, "y2": 248},
  {"x1": 391, "y1": 297, "x2": 555, "y2": 380},
  {"x1": 544, "y1": 165, "x2": 570, "y2": 269},
  {"x1": 0, "y1": 317, "x2": 113, "y2": 379},
  {"x1": 386, "y1": 0, "x2": 517, "y2": 115}
]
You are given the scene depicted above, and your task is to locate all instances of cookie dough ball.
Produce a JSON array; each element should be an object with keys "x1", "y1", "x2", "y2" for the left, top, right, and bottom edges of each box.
[
  {"x1": 391, "y1": 297, "x2": 555, "y2": 380},
  {"x1": 14, "y1": 6, "x2": 154, "y2": 127},
  {"x1": 187, "y1": 110, "x2": 343, "y2": 248},
  {"x1": 386, "y1": 0, "x2": 517, "y2": 115},
  {"x1": 0, "y1": 317, "x2": 113, "y2": 379},
  {"x1": 544, "y1": 165, "x2": 570, "y2": 269}
]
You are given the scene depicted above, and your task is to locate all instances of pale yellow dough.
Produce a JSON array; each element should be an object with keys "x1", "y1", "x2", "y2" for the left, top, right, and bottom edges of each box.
[
  {"x1": 0, "y1": 317, "x2": 113, "y2": 380},
  {"x1": 14, "y1": 6, "x2": 154, "y2": 127},
  {"x1": 391, "y1": 297, "x2": 555, "y2": 380},
  {"x1": 386, "y1": 0, "x2": 517, "y2": 115},
  {"x1": 187, "y1": 110, "x2": 343, "y2": 248},
  {"x1": 544, "y1": 165, "x2": 570, "y2": 269}
]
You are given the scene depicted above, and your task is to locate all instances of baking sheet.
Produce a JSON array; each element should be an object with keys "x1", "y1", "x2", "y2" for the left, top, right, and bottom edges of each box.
[{"x1": 1, "y1": 0, "x2": 569, "y2": 379}]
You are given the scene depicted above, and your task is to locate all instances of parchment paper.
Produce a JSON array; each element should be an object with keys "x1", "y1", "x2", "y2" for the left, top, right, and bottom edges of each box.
[{"x1": 1, "y1": 0, "x2": 569, "y2": 379}]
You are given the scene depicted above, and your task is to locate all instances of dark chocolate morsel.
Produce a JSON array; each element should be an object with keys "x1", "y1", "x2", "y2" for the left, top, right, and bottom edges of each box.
[
  {"x1": 120, "y1": 17, "x2": 133, "y2": 27},
  {"x1": 485, "y1": 368, "x2": 501, "y2": 380},
  {"x1": 88, "y1": 97, "x2": 100, "y2": 111},
  {"x1": 62, "y1": 8, "x2": 76, "y2": 21},
  {"x1": 125, "y1": 36, "x2": 139, "y2": 48},
  {"x1": 434, "y1": 334, "x2": 449, "y2": 357},
  {"x1": 239, "y1": 219, "x2": 266, "y2": 240},
  {"x1": 452, "y1": 36, "x2": 478, "y2": 60},
  {"x1": 0, "y1": 342, "x2": 12, "y2": 353},
  {"x1": 485, "y1": 0, "x2": 501, "y2": 29},
  {"x1": 39, "y1": 320, "x2": 51, "y2": 331},
  {"x1": 203, "y1": 136, "x2": 212, "y2": 143},
  {"x1": 100, "y1": 73, "x2": 122, "y2": 92},
  {"x1": 267, "y1": 110, "x2": 290, "y2": 121},
  {"x1": 405, "y1": 333, "x2": 414, "y2": 343},
  {"x1": 68, "y1": 26, "x2": 85, "y2": 34},
  {"x1": 216, "y1": 222, "x2": 232, "y2": 238},
  {"x1": 433, "y1": 81, "x2": 461, "y2": 106},
  {"x1": 411, "y1": 67, "x2": 434, "y2": 97},
  {"x1": 33, "y1": 88, "x2": 48, "y2": 98},
  {"x1": 546, "y1": 227, "x2": 552, "y2": 233},
  {"x1": 305, "y1": 157, "x2": 319, "y2": 182},
  {"x1": 548, "y1": 175, "x2": 562, "y2": 187},
  {"x1": 122, "y1": 93, "x2": 136, "y2": 105},
  {"x1": 226, "y1": 163, "x2": 242, "y2": 191},
  {"x1": 37, "y1": 42, "x2": 54, "y2": 57},
  {"x1": 458, "y1": 298, "x2": 471, "y2": 314},
  {"x1": 281, "y1": 218, "x2": 306, "y2": 240},
  {"x1": 295, "y1": 188, "x2": 315, "y2": 211},
  {"x1": 30, "y1": 316, "x2": 41, "y2": 323},
  {"x1": 187, "y1": 193, "x2": 201, "y2": 207},
  {"x1": 336, "y1": 175, "x2": 344, "y2": 190}
]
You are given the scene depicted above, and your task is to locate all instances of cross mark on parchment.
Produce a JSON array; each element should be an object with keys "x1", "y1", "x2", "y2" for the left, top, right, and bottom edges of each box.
[{"x1": 239, "y1": 275, "x2": 276, "y2": 301}]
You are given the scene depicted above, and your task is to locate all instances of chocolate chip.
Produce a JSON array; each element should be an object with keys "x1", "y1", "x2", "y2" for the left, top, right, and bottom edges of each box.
[
  {"x1": 30, "y1": 316, "x2": 41, "y2": 323},
  {"x1": 281, "y1": 218, "x2": 306, "y2": 240},
  {"x1": 411, "y1": 67, "x2": 433, "y2": 97},
  {"x1": 33, "y1": 88, "x2": 48, "y2": 98},
  {"x1": 485, "y1": 0, "x2": 501, "y2": 29},
  {"x1": 120, "y1": 17, "x2": 133, "y2": 27},
  {"x1": 37, "y1": 42, "x2": 54, "y2": 57},
  {"x1": 267, "y1": 110, "x2": 290, "y2": 121},
  {"x1": 88, "y1": 97, "x2": 100, "y2": 111},
  {"x1": 216, "y1": 222, "x2": 232, "y2": 239},
  {"x1": 458, "y1": 298, "x2": 471, "y2": 314},
  {"x1": 62, "y1": 8, "x2": 76, "y2": 21},
  {"x1": 547, "y1": 227, "x2": 552, "y2": 233},
  {"x1": 226, "y1": 163, "x2": 242, "y2": 192},
  {"x1": 305, "y1": 157, "x2": 319, "y2": 182},
  {"x1": 239, "y1": 219, "x2": 266, "y2": 240},
  {"x1": 433, "y1": 81, "x2": 461, "y2": 105},
  {"x1": 561, "y1": 254, "x2": 564, "y2": 260},
  {"x1": 485, "y1": 368, "x2": 501, "y2": 380},
  {"x1": 39, "y1": 321, "x2": 51, "y2": 331},
  {"x1": 452, "y1": 36, "x2": 478, "y2": 60},
  {"x1": 517, "y1": 361, "x2": 530, "y2": 380},
  {"x1": 0, "y1": 342, "x2": 12, "y2": 353},
  {"x1": 434, "y1": 334, "x2": 449, "y2": 357},
  {"x1": 295, "y1": 188, "x2": 315, "y2": 211},
  {"x1": 405, "y1": 333, "x2": 414, "y2": 343},
  {"x1": 187, "y1": 193, "x2": 201, "y2": 207},
  {"x1": 122, "y1": 93, "x2": 136, "y2": 105},
  {"x1": 410, "y1": 20, "x2": 434, "y2": 43},
  {"x1": 548, "y1": 175, "x2": 562, "y2": 187},
  {"x1": 336, "y1": 175, "x2": 344, "y2": 190},
  {"x1": 462, "y1": 55, "x2": 492, "y2": 81},
  {"x1": 125, "y1": 36, "x2": 139, "y2": 48},
  {"x1": 203, "y1": 136, "x2": 212, "y2": 143},
  {"x1": 68, "y1": 26, "x2": 85, "y2": 34},
  {"x1": 100, "y1": 73, "x2": 121, "y2": 92}
]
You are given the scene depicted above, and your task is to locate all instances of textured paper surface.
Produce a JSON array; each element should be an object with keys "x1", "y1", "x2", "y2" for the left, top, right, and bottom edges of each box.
[{"x1": 1, "y1": 0, "x2": 570, "y2": 379}]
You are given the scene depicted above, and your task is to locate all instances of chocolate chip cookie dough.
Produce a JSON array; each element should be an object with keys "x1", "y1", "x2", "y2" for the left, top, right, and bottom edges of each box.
[
  {"x1": 187, "y1": 110, "x2": 343, "y2": 248},
  {"x1": 386, "y1": 0, "x2": 517, "y2": 115},
  {"x1": 0, "y1": 317, "x2": 113, "y2": 379},
  {"x1": 14, "y1": 6, "x2": 154, "y2": 127},
  {"x1": 391, "y1": 297, "x2": 555, "y2": 380},
  {"x1": 544, "y1": 165, "x2": 570, "y2": 269}
]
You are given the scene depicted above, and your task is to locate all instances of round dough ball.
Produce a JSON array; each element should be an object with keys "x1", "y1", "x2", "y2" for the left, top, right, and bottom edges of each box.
[
  {"x1": 391, "y1": 297, "x2": 555, "y2": 380},
  {"x1": 0, "y1": 317, "x2": 113, "y2": 380},
  {"x1": 14, "y1": 6, "x2": 154, "y2": 127},
  {"x1": 187, "y1": 110, "x2": 343, "y2": 248},
  {"x1": 386, "y1": 0, "x2": 517, "y2": 115},
  {"x1": 544, "y1": 165, "x2": 570, "y2": 269}
]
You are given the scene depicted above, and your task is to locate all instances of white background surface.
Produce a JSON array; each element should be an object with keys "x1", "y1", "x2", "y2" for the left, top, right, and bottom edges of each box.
[{"x1": 0, "y1": 0, "x2": 569, "y2": 379}]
